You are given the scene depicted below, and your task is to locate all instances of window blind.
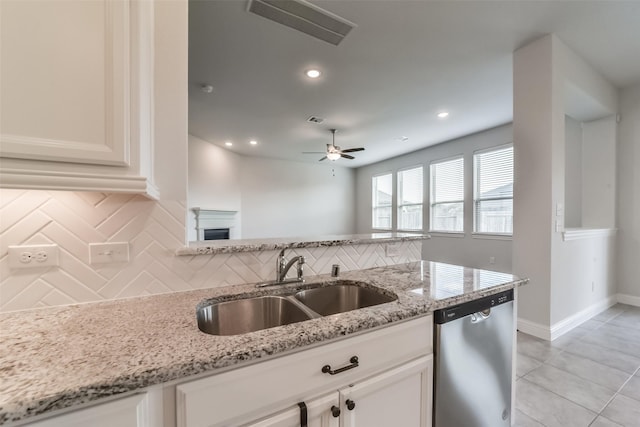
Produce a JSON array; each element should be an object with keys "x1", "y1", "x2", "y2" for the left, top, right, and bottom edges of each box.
[
  {"x1": 398, "y1": 166, "x2": 423, "y2": 231},
  {"x1": 430, "y1": 157, "x2": 464, "y2": 232},
  {"x1": 372, "y1": 173, "x2": 393, "y2": 229},
  {"x1": 474, "y1": 145, "x2": 513, "y2": 234}
]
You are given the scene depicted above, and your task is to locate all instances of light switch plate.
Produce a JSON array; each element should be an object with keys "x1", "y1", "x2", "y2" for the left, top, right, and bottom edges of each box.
[{"x1": 89, "y1": 242, "x2": 129, "y2": 264}]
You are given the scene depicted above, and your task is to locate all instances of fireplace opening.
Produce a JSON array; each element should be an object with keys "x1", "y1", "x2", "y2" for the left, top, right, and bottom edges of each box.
[{"x1": 204, "y1": 228, "x2": 230, "y2": 241}]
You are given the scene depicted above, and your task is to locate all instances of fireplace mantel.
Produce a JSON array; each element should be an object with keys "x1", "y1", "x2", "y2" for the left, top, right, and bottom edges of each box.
[{"x1": 192, "y1": 208, "x2": 238, "y2": 241}]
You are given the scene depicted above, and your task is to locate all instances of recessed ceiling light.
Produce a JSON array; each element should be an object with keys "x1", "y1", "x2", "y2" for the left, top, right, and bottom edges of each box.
[
  {"x1": 305, "y1": 69, "x2": 321, "y2": 79},
  {"x1": 437, "y1": 112, "x2": 450, "y2": 119},
  {"x1": 249, "y1": 140, "x2": 258, "y2": 145},
  {"x1": 225, "y1": 141, "x2": 233, "y2": 147}
]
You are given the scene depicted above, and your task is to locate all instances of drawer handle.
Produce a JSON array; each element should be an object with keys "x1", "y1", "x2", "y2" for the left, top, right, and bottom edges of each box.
[{"x1": 321, "y1": 356, "x2": 359, "y2": 375}]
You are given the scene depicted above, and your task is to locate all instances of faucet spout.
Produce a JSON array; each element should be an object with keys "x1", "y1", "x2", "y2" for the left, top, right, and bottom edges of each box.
[
  {"x1": 279, "y1": 254, "x2": 305, "y2": 282},
  {"x1": 257, "y1": 249, "x2": 305, "y2": 288}
]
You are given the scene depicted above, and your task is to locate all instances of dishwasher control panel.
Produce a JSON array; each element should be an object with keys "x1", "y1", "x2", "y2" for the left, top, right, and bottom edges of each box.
[{"x1": 434, "y1": 289, "x2": 514, "y2": 324}]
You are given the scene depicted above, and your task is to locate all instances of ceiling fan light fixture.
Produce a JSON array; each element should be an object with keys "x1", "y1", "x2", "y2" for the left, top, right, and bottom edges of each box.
[{"x1": 327, "y1": 152, "x2": 341, "y2": 161}]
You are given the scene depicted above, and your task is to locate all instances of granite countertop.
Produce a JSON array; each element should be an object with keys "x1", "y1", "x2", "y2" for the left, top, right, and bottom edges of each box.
[
  {"x1": 0, "y1": 261, "x2": 527, "y2": 425},
  {"x1": 177, "y1": 232, "x2": 430, "y2": 255}
]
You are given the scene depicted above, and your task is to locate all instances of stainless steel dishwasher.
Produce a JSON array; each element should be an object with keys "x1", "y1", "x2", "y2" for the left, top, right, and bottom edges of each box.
[{"x1": 433, "y1": 289, "x2": 514, "y2": 427}]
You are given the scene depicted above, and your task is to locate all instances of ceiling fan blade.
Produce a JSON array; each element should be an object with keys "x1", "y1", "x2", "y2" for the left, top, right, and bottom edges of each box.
[
  {"x1": 318, "y1": 156, "x2": 327, "y2": 161},
  {"x1": 341, "y1": 147, "x2": 365, "y2": 153},
  {"x1": 302, "y1": 151, "x2": 326, "y2": 154},
  {"x1": 340, "y1": 153, "x2": 355, "y2": 160}
]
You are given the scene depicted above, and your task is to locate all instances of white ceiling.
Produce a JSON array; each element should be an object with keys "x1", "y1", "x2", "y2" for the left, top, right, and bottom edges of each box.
[{"x1": 188, "y1": 0, "x2": 640, "y2": 168}]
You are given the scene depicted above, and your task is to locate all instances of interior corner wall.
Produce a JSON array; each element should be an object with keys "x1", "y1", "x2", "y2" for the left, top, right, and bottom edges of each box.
[
  {"x1": 354, "y1": 124, "x2": 514, "y2": 273},
  {"x1": 187, "y1": 134, "x2": 242, "y2": 241},
  {"x1": 187, "y1": 138, "x2": 357, "y2": 240},
  {"x1": 617, "y1": 83, "x2": 640, "y2": 301}
]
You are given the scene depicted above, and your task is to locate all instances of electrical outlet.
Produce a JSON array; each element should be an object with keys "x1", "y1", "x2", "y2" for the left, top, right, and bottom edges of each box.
[
  {"x1": 89, "y1": 242, "x2": 129, "y2": 264},
  {"x1": 489, "y1": 256, "x2": 496, "y2": 265},
  {"x1": 8, "y1": 244, "x2": 59, "y2": 269},
  {"x1": 385, "y1": 243, "x2": 401, "y2": 257}
]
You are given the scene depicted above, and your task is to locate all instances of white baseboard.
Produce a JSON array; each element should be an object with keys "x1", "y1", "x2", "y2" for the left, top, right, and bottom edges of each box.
[
  {"x1": 517, "y1": 295, "x2": 617, "y2": 341},
  {"x1": 549, "y1": 295, "x2": 617, "y2": 340},
  {"x1": 617, "y1": 293, "x2": 640, "y2": 307},
  {"x1": 517, "y1": 318, "x2": 551, "y2": 341}
]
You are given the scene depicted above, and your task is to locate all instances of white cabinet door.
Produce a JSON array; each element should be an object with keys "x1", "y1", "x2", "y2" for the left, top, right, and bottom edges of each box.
[
  {"x1": 0, "y1": 0, "x2": 156, "y2": 196},
  {"x1": 339, "y1": 356, "x2": 433, "y2": 427},
  {"x1": 27, "y1": 393, "x2": 151, "y2": 427},
  {"x1": 1, "y1": 0, "x2": 129, "y2": 165},
  {"x1": 246, "y1": 393, "x2": 340, "y2": 427}
]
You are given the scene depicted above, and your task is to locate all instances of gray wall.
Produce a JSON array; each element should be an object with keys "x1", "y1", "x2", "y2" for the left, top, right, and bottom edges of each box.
[
  {"x1": 355, "y1": 124, "x2": 513, "y2": 272},
  {"x1": 617, "y1": 83, "x2": 640, "y2": 300}
]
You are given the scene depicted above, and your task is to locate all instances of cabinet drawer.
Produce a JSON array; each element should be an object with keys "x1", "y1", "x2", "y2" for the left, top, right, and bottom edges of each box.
[{"x1": 176, "y1": 316, "x2": 432, "y2": 427}]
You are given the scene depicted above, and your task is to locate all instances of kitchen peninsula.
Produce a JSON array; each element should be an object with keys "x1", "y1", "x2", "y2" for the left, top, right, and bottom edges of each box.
[{"x1": 0, "y1": 258, "x2": 527, "y2": 426}]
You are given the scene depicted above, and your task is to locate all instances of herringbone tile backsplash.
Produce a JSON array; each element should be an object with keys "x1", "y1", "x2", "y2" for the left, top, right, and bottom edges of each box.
[{"x1": 0, "y1": 190, "x2": 421, "y2": 313}]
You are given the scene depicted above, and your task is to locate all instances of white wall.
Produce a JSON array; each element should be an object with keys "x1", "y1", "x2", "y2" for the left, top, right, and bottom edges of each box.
[
  {"x1": 514, "y1": 34, "x2": 619, "y2": 338},
  {"x1": 355, "y1": 124, "x2": 513, "y2": 272},
  {"x1": 239, "y1": 157, "x2": 356, "y2": 239},
  {"x1": 187, "y1": 134, "x2": 242, "y2": 241},
  {"x1": 582, "y1": 116, "x2": 617, "y2": 228},
  {"x1": 617, "y1": 83, "x2": 640, "y2": 302},
  {"x1": 188, "y1": 136, "x2": 357, "y2": 240},
  {"x1": 564, "y1": 116, "x2": 582, "y2": 227}
]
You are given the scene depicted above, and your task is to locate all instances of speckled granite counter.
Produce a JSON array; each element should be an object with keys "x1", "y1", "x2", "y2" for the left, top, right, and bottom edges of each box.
[
  {"x1": 0, "y1": 261, "x2": 527, "y2": 425},
  {"x1": 177, "y1": 232, "x2": 429, "y2": 255}
]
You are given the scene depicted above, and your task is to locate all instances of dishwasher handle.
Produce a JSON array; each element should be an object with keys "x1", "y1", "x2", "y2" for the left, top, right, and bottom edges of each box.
[{"x1": 470, "y1": 308, "x2": 491, "y2": 323}]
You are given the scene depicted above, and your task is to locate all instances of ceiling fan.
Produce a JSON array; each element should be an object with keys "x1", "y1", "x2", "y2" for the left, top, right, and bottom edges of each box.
[{"x1": 303, "y1": 129, "x2": 365, "y2": 161}]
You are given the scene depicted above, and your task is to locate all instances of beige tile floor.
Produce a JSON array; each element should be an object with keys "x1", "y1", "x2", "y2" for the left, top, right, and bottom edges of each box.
[{"x1": 515, "y1": 304, "x2": 640, "y2": 427}]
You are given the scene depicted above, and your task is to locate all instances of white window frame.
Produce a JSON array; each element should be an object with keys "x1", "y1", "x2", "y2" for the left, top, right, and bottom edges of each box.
[
  {"x1": 397, "y1": 165, "x2": 424, "y2": 232},
  {"x1": 372, "y1": 172, "x2": 393, "y2": 230},
  {"x1": 472, "y1": 143, "x2": 514, "y2": 236},
  {"x1": 429, "y1": 155, "x2": 465, "y2": 233}
]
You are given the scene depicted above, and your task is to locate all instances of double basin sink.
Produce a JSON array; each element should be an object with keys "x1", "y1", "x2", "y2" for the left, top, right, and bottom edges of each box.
[{"x1": 197, "y1": 281, "x2": 397, "y2": 336}]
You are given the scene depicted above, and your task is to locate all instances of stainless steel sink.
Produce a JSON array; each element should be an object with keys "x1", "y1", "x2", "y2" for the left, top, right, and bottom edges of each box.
[
  {"x1": 197, "y1": 283, "x2": 397, "y2": 336},
  {"x1": 197, "y1": 296, "x2": 313, "y2": 336},
  {"x1": 294, "y1": 284, "x2": 397, "y2": 316}
]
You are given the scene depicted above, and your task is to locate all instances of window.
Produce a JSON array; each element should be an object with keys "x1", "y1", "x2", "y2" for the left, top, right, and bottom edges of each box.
[
  {"x1": 372, "y1": 173, "x2": 392, "y2": 229},
  {"x1": 397, "y1": 166, "x2": 423, "y2": 230},
  {"x1": 473, "y1": 145, "x2": 513, "y2": 234},
  {"x1": 430, "y1": 157, "x2": 464, "y2": 232}
]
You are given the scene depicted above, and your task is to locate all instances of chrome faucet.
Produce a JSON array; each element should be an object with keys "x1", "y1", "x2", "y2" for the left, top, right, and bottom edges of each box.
[{"x1": 257, "y1": 249, "x2": 305, "y2": 287}]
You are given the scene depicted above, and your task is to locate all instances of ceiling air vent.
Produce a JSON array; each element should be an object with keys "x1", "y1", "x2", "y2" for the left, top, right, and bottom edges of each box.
[{"x1": 247, "y1": 0, "x2": 356, "y2": 46}]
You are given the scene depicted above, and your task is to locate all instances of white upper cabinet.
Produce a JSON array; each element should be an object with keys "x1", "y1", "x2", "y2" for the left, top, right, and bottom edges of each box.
[{"x1": 0, "y1": 0, "x2": 157, "y2": 198}]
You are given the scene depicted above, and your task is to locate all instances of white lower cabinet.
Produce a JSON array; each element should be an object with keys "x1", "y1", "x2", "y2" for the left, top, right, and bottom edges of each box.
[
  {"x1": 339, "y1": 356, "x2": 432, "y2": 427},
  {"x1": 175, "y1": 316, "x2": 433, "y2": 427},
  {"x1": 26, "y1": 393, "x2": 151, "y2": 427},
  {"x1": 246, "y1": 393, "x2": 340, "y2": 427},
  {"x1": 246, "y1": 355, "x2": 432, "y2": 427}
]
